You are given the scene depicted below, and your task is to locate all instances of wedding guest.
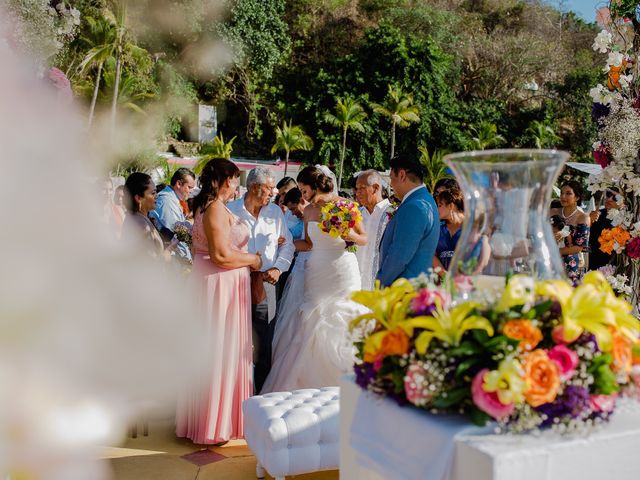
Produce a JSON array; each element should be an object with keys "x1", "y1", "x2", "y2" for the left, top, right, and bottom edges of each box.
[
  {"x1": 434, "y1": 187, "x2": 490, "y2": 274},
  {"x1": 550, "y1": 215, "x2": 570, "y2": 248},
  {"x1": 108, "y1": 185, "x2": 127, "y2": 238},
  {"x1": 151, "y1": 168, "x2": 196, "y2": 263},
  {"x1": 433, "y1": 177, "x2": 459, "y2": 196},
  {"x1": 283, "y1": 187, "x2": 307, "y2": 240},
  {"x1": 589, "y1": 187, "x2": 624, "y2": 270},
  {"x1": 377, "y1": 153, "x2": 440, "y2": 287},
  {"x1": 122, "y1": 172, "x2": 176, "y2": 260},
  {"x1": 549, "y1": 180, "x2": 590, "y2": 282},
  {"x1": 176, "y1": 159, "x2": 261, "y2": 445},
  {"x1": 354, "y1": 170, "x2": 390, "y2": 290},
  {"x1": 228, "y1": 167, "x2": 294, "y2": 393}
]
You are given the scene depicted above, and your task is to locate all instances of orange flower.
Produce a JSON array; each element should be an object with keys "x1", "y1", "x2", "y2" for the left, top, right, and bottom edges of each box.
[
  {"x1": 503, "y1": 320, "x2": 543, "y2": 351},
  {"x1": 599, "y1": 227, "x2": 631, "y2": 254},
  {"x1": 523, "y1": 349, "x2": 560, "y2": 407},
  {"x1": 379, "y1": 327, "x2": 410, "y2": 358},
  {"x1": 611, "y1": 330, "x2": 633, "y2": 378}
]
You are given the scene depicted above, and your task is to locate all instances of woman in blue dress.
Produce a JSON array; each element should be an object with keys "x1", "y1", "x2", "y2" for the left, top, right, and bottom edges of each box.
[{"x1": 434, "y1": 187, "x2": 490, "y2": 274}]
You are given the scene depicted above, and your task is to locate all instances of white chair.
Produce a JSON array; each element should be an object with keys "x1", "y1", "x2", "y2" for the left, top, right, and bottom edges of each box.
[{"x1": 243, "y1": 387, "x2": 340, "y2": 480}]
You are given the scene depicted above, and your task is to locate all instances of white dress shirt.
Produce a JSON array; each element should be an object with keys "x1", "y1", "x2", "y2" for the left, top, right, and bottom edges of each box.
[
  {"x1": 227, "y1": 198, "x2": 294, "y2": 273},
  {"x1": 356, "y1": 198, "x2": 390, "y2": 290}
]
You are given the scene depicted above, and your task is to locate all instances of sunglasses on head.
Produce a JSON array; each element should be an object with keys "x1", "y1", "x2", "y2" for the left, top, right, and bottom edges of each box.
[{"x1": 605, "y1": 190, "x2": 619, "y2": 199}]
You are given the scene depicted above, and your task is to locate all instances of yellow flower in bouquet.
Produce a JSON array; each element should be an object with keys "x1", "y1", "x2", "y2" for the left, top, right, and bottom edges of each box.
[
  {"x1": 319, "y1": 200, "x2": 362, "y2": 239},
  {"x1": 536, "y1": 272, "x2": 640, "y2": 352}
]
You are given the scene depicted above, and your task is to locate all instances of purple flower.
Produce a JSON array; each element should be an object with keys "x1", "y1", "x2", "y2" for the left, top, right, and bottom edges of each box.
[
  {"x1": 592, "y1": 102, "x2": 610, "y2": 122},
  {"x1": 536, "y1": 385, "x2": 591, "y2": 427},
  {"x1": 354, "y1": 363, "x2": 376, "y2": 390}
]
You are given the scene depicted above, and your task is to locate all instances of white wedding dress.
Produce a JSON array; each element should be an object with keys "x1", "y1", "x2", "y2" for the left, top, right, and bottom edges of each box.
[{"x1": 261, "y1": 221, "x2": 367, "y2": 393}]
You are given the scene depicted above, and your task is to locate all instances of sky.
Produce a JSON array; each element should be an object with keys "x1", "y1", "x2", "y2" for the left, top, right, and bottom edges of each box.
[{"x1": 561, "y1": 0, "x2": 601, "y2": 22}]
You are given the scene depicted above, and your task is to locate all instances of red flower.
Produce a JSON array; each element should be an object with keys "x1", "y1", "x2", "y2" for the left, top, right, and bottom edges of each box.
[
  {"x1": 627, "y1": 237, "x2": 640, "y2": 259},
  {"x1": 593, "y1": 149, "x2": 610, "y2": 168}
]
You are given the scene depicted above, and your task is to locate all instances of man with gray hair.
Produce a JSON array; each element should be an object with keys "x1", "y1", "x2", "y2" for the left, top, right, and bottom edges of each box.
[
  {"x1": 228, "y1": 166, "x2": 294, "y2": 393},
  {"x1": 354, "y1": 169, "x2": 391, "y2": 290}
]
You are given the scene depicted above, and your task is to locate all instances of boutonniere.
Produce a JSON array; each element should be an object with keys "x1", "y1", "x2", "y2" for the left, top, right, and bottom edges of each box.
[{"x1": 386, "y1": 200, "x2": 399, "y2": 220}]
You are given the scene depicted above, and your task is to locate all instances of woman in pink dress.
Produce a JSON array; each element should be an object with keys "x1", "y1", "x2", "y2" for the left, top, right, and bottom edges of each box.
[{"x1": 176, "y1": 159, "x2": 262, "y2": 444}]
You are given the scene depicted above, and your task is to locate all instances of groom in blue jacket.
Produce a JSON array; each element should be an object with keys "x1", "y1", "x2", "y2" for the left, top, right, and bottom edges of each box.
[{"x1": 377, "y1": 153, "x2": 440, "y2": 287}]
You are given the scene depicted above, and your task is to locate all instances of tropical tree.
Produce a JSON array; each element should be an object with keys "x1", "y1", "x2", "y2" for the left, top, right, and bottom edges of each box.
[
  {"x1": 323, "y1": 97, "x2": 367, "y2": 189},
  {"x1": 526, "y1": 120, "x2": 560, "y2": 149},
  {"x1": 271, "y1": 121, "x2": 313, "y2": 176},
  {"x1": 468, "y1": 122, "x2": 505, "y2": 150},
  {"x1": 195, "y1": 133, "x2": 237, "y2": 174},
  {"x1": 78, "y1": 16, "x2": 116, "y2": 127},
  {"x1": 419, "y1": 145, "x2": 453, "y2": 193},
  {"x1": 108, "y1": 0, "x2": 127, "y2": 134},
  {"x1": 371, "y1": 85, "x2": 420, "y2": 160}
]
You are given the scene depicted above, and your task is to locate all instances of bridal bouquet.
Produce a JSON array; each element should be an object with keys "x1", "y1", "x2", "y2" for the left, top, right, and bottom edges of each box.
[
  {"x1": 173, "y1": 221, "x2": 193, "y2": 248},
  {"x1": 318, "y1": 200, "x2": 362, "y2": 252},
  {"x1": 350, "y1": 272, "x2": 640, "y2": 433}
]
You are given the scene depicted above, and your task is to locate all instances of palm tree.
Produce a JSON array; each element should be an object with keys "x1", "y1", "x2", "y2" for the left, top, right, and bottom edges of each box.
[
  {"x1": 371, "y1": 85, "x2": 420, "y2": 160},
  {"x1": 78, "y1": 16, "x2": 116, "y2": 127},
  {"x1": 469, "y1": 121, "x2": 505, "y2": 150},
  {"x1": 419, "y1": 145, "x2": 453, "y2": 193},
  {"x1": 195, "y1": 133, "x2": 237, "y2": 174},
  {"x1": 271, "y1": 121, "x2": 313, "y2": 176},
  {"x1": 526, "y1": 120, "x2": 560, "y2": 149},
  {"x1": 108, "y1": 0, "x2": 127, "y2": 134},
  {"x1": 324, "y1": 97, "x2": 367, "y2": 189}
]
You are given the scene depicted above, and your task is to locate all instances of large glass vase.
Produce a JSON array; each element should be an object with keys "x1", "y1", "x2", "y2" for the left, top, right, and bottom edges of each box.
[{"x1": 443, "y1": 149, "x2": 569, "y2": 296}]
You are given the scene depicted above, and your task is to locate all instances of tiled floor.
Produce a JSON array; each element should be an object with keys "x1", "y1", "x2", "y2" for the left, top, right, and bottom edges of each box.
[{"x1": 104, "y1": 418, "x2": 339, "y2": 480}]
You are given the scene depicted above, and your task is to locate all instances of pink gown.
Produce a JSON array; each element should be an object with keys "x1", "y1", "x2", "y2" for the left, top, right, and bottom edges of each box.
[{"x1": 176, "y1": 209, "x2": 252, "y2": 444}]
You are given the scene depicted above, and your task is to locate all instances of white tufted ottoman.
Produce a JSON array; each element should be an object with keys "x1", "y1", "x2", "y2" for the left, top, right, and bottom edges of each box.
[{"x1": 242, "y1": 387, "x2": 340, "y2": 480}]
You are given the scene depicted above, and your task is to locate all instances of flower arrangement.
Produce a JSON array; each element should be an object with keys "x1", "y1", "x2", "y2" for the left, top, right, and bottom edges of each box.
[
  {"x1": 173, "y1": 221, "x2": 193, "y2": 248},
  {"x1": 588, "y1": 2, "x2": 640, "y2": 306},
  {"x1": 318, "y1": 200, "x2": 362, "y2": 252},
  {"x1": 350, "y1": 272, "x2": 640, "y2": 433}
]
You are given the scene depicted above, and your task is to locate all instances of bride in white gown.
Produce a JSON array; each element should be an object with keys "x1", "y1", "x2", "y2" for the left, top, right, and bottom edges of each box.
[{"x1": 262, "y1": 166, "x2": 368, "y2": 393}]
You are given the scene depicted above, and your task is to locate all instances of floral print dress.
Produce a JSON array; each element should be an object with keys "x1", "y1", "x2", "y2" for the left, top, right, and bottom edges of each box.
[{"x1": 563, "y1": 223, "x2": 589, "y2": 283}]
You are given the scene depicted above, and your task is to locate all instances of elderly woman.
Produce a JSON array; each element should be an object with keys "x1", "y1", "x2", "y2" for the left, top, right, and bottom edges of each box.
[{"x1": 549, "y1": 180, "x2": 590, "y2": 282}]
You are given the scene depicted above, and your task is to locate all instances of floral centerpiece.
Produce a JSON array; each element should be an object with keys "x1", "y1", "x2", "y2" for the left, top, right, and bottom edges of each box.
[
  {"x1": 350, "y1": 272, "x2": 640, "y2": 433},
  {"x1": 589, "y1": 2, "x2": 640, "y2": 305},
  {"x1": 173, "y1": 221, "x2": 193, "y2": 248},
  {"x1": 318, "y1": 199, "x2": 362, "y2": 252}
]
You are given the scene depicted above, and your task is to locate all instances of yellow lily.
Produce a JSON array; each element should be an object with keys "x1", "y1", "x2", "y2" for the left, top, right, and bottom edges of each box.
[
  {"x1": 350, "y1": 278, "x2": 416, "y2": 331},
  {"x1": 407, "y1": 302, "x2": 495, "y2": 354},
  {"x1": 496, "y1": 274, "x2": 535, "y2": 312},
  {"x1": 536, "y1": 277, "x2": 623, "y2": 351}
]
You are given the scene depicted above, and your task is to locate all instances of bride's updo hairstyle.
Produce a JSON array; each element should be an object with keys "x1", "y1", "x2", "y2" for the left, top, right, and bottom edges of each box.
[
  {"x1": 192, "y1": 158, "x2": 240, "y2": 214},
  {"x1": 297, "y1": 166, "x2": 334, "y2": 193}
]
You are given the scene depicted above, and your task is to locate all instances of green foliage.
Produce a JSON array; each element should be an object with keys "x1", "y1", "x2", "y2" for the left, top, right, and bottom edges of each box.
[
  {"x1": 271, "y1": 120, "x2": 314, "y2": 174},
  {"x1": 468, "y1": 122, "x2": 506, "y2": 150},
  {"x1": 419, "y1": 145, "x2": 453, "y2": 193},
  {"x1": 525, "y1": 120, "x2": 561, "y2": 149},
  {"x1": 195, "y1": 133, "x2": 237, "y2": 173},
  {"x1": 587, "y1": 353, "x2": 620, "y2": 395}
]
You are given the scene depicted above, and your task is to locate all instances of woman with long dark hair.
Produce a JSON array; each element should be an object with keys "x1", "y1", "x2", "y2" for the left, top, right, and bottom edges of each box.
[
  {"x1": 550, "y1": 180, "x2": 590, "y2": 282},
  {"x1": 176, "y1": 158, "x2": 262, "y2": 445},
  {"x1": 122, "y1": 172, "x2": 176, "y2": 259}
]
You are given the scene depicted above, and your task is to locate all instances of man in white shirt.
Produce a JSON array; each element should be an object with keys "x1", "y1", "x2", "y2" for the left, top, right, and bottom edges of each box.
[
  {"x1": 354, "y1": 170, "x2": 390, "y2": 290},
  {"x1": 227, "y1": 167, "x2": 294, "y2": 393}
]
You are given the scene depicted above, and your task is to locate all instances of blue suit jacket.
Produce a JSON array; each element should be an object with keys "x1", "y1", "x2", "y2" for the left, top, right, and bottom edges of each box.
[{"x1": 376, "y1": 187, "x2": 440, "y2": 287}]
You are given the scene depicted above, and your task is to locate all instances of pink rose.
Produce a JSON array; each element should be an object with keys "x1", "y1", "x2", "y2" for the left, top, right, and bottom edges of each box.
[
  {"x1": 471, "y1": 369, "x2": 514, "y2": 420},
  {"x1": 593, "y1": 149, "x2": 610, "y2": 169},
  {"x1": 590, "y1": 393, "x2": 618, "y2": 413},
  {"x1": 548, "y1": 345, "x2": 579, "y2": 380},
  {"x1": 411, "y1": 288, "x2": 449, "y2": 315},
  {"x1": 404, "y1": 363, "x2": 433, "y2": 407},
  {"x1": 627, "y1": 237, "x2": 640, "y2": 259},
  {"x1": 551, "y1": 325, "x2": 580, "y2": 345}
]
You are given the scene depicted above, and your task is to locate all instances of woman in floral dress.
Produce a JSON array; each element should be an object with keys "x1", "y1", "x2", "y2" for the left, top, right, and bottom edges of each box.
[{"x1": 549, "y1": 180, "x2": 590, "y2": 283}]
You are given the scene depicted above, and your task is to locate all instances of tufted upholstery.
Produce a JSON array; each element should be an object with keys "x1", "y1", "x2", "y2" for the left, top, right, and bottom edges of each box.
[{"x1": 243, "y1": 387, "x2": 340, "y2": 479}]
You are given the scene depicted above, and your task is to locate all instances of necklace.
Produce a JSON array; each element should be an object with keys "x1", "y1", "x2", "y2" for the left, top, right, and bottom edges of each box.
[{"x1": 561, "y1": 206, "x2": 578, "y2": 220}]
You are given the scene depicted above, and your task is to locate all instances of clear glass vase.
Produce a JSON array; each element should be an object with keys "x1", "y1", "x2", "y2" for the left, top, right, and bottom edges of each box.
[{"x1": 443, "y1": 149, "x2": 569, "y2": 297}]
